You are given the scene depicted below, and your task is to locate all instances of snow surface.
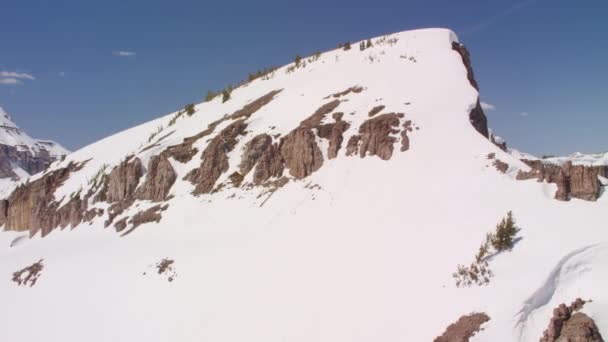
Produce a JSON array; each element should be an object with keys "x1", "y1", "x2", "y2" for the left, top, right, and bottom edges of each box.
[{"x1": 0, "y1": 28, "x2": 606, "y2": 342}]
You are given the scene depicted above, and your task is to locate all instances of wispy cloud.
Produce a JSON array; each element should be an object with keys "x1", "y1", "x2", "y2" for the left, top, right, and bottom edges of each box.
[
  {"x1": 58, "y1": 71, "x2": 66, "y2": 77},
  {"x1": 520, "y1": 112, "x2": 530, "y2": 117},
  {"x1": 0, "y1": 78, "x2": 20, "y2": 85},
  {"x1": 481, "y1": 102, "x2": 496, "y2": 111},
  {"x1": 113, "y1": 50, "x2": 136, "y2": 57},
  {"x1": 461, "y1": 0, "x2": 540, "y2": 35},
  {"x1": 0, "y1": 71, "x2": 36, "y2": 85}
]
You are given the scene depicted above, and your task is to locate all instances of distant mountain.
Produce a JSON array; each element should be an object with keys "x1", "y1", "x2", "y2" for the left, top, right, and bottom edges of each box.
[
  {"x1": 0, "y1": 28, "x2": 606, "y2": 342},
  {"x1": 0, "y1": 106, "x2": 69, "y2": 193}
]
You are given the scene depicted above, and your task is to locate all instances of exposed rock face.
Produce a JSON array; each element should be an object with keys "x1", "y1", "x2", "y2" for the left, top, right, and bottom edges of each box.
[
  {"x1": 357, "y1": 113, "x2": 402, "y2": 160},
  {"x1": 368, "y1": 105, "x2": 385, "y2": 117},
  {"x1": 452, "y1": 42, "x2": 479, "y2": 91},
  {"x1": 325, "y1": 86, "x2": 364, "y2": 99},
  {"x1": 106, "y1": 158, "x2": 144, "y2": 203},
  {"x1": 229, "y1": 90, "x2": 283, "y2": 120},
  {"x1": 346, "y1": 135, "x2": 361, "y2": 156},
  {"x1": 317, "y1": 113, "x2": 351, "y2": 159},
  {"x1": 517, "y1": 160, "x2": 605, "y2": 201},
  {"x1": 490, "y1": 134, "x2": 508, "y2": 152},
  {"x1": 300, "y1": 99, "x2": 341, "y2": 128},
  {"x1": 239, "y1": 134, "x2": 285, "y2": 185},
  {"x1": 469, "y1": 99, "x2": 490, "y2": 139},
  {"x1": 135, "y1": 155, "x2": 177, "y2": 201},
  {"x1": 253, "y1": 143, "x2": 284, "y2": 184},
  {"x1": 129, "y1": 204, "x2": 168, "y2": 230},
  {"x1": 540, "y1": 298, "x2": 603, "y2": 342},
  {"x1": 451, "y1": 42, "x2": 490, "y2": 139},
  {"x1": 239, "y1": 134, "x2": 273, "y2": 176},
  {"x1": 163, "y1": 90, "x2": 282, "y2": 164},
  {"x1": 186, "y1": 120, "x2": 248, "y2": 195},
  {"x1": 12, "y1": 259, "x2": 44, "y2": 287},
  {"x1": 1, "y1": 161, "x2": 87, "y2": 236},
  {"x1": 434, "y1": 312, "x2": 490, "y2": 342},
  {"x1": 401, "y1": 120, "x2": 412, "y2": 152},
  {"x1": 280, "y1": 128, "x2": 324, "y2": 179}
]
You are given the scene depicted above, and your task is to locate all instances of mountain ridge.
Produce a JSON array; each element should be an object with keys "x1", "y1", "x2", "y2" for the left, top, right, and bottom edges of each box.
[{"x1": 0, "y1": 28, "x2": 606, "y2": 342}]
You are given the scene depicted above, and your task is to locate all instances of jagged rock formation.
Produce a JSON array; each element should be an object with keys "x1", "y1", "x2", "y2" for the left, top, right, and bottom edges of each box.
[
  {"x1": 434, "y1": 312, "x2": 490, "y2": 342},
  {"x1": 451, "y1": 43, "x2": 490, "y2": 139},
  {"x1": 135, "y1": 155, "x2": 177, "y2": 201},
  {"x1": 317, "y1": 112, "x2": 350, "y2": 159},
  {"x1": 0, "y1": 161, "x2": 90, "y2": 236},
  {"x1": 517, "y1": 160, "x2": 606, "y2": 201},
  {"x1": 280, "y1": 128, "x2": 324, "y2": 179},
  {"x1": 186, "y1": 120, "x2": 248, "y2": 195},
  {"x1": 540, "y1": 299, "x2": 604, "y2": 342},
  {"x1": 452, "y1": 42, "x2": 479, "y2": 91},
  {"x1": 348, "y1": 113, "x2": 406, "y2": 160}
]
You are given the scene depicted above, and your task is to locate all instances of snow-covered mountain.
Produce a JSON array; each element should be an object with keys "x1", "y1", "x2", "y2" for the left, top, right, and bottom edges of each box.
[
  {"x1": 0, "y1": 106, "x2": 69, "y2": 195},
  {"x1": 0, "y1": 28, "x2": 606, "y2": 342}
]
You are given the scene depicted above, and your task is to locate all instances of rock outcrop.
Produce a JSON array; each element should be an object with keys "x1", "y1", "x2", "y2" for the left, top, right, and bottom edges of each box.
[
  {"x1": 186, "y1": 120, "x2": 248, "y2": 195},
  {"x1": 135, "y1": 155, "x2": 177, "y2": 201},
  {"x1": 356, "y1": 113, "x2": 403, "y2": 160},
  {"x1": 540, "y1": 298, "x2": 603, "y2": 342},
  {"x1": 468, "y1": 98, "x2": 490, "y2": 139},
  {"x1": 451, "y1": 42, "x2": 490, "y2": 139},
  {"x1": 12, "y1": 259, "x2": 44, "y2": 287},
  {"x1": 239, "y1": 134, "x2": 284, "y2": 184},
  {"x1": 0, "y1": 161, "x2": 88, "y2": 236},
  {"x1": 317, "y1": 112, "x2": 351, "y2": 159},
  {"x1": 452, "y1": 42, "x2": 479, "y2": 91},
  {"x1": 106, "y1": 157, "x2": 144, "y2": 203},
  {"x1": 517, "y1": 160, "x2": 605, "y2": 201},
  {"x1": 280, "y1": 128, "x2": 324, "y2": 179},
  {"x1": 434, "y1": 312, "x2": 490, "y2": 342}
]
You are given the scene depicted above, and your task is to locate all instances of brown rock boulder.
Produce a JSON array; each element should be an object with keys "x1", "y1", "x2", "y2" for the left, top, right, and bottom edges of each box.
[
  {"x1": 434, "y1": 312, "x2": 490, "y2": 342},
  {"x1": 540, "y1": 299, "x2": 603, "y2": 342},
  {"x1": 279, "y1": 128, "x2": 323, "y2": 179}
]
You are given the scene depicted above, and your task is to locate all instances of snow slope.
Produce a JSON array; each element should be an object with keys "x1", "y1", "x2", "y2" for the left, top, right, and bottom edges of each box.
[{"x1": 0, "y1": 28, "x2": 606, "y2": 342}]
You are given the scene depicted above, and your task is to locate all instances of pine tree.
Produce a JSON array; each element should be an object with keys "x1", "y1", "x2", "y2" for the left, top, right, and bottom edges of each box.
[
  {"x1": 184, "y1": 103, "x2": 195, "y2": 116},
  {"x1": 295, "y1": 54, "x2": 302, "y2": 67},
  {"x1": 343, "y1": 41, "x2": 351, "y2": 51},
  {"x1": 503, "y1": 211, "x2": 519, "y2": 249},
  {"x1": 366, "y1": 39, "x2": 373, "y2": 48},
  {"x1": 359, "y1": 41, "x2": 365, "y2": 51},
  {"x1": 314, "y1": 50, "x2": 321, "y2": 60},
  {"x1": 205, "y1": 90, "x2": 217, "y2": 102},
  {"x1": 491, "y1": 211, "x2": 519, "y2": 252},
  {"x1": 222, "y1": 89, "x2": 231, "y2": 103}
]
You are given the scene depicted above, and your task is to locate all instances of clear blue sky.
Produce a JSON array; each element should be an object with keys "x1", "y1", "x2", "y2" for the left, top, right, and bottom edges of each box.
[{"x1": 1, "y1": 0, "x2": 606, "y2": 155}]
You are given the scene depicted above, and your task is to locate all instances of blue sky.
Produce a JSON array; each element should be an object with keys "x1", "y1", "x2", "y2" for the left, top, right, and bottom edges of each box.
[{"x1": 1, "y1": 0, "x2": 606, "y2": 155}]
